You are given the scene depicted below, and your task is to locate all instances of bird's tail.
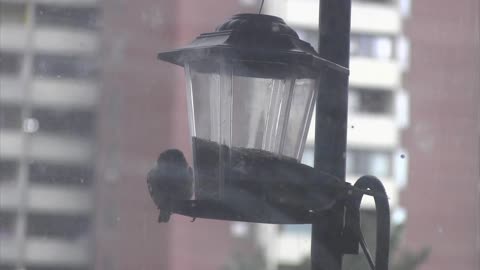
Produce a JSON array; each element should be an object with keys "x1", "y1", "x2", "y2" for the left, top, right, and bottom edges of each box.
[
  {"x1": 158, "y1": 211, "x2": 171, "y2": 223},
  {"x1": 158, "y1": 200, "x2": 172, "y2": 223}
]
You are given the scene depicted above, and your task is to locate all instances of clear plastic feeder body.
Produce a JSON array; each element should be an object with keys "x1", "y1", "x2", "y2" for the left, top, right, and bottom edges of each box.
[{"x1": 185, "y1": 59, "x2": 318, "y2": 200}]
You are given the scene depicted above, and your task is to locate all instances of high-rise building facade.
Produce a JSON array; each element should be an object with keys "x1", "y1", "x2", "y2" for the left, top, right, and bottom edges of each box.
[
  {"x1": 1, "y1": 1, "x2": 100, "y2": 269},
  {"x1": 257, "y1": 1, "x2": 411, "y2": 269},
  {"x1": 1, "y1": 1, "x2": 257, "y2": 270},
  {"x1": 403, "y1": 0, "x2": 480, "y2": 269}
]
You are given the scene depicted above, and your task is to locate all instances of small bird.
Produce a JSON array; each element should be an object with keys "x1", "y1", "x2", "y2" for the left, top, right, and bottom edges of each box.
[{"x1": 147, "y1": 149, "x2": 193, "y2": 222}]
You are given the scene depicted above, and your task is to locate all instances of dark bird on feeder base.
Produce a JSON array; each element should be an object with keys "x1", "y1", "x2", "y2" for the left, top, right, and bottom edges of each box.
[{"x1": 147, "y1": 149, "x2": 193, "y2": 222}]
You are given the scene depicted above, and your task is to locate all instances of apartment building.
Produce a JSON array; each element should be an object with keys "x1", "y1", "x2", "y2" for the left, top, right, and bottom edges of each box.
[
  {"x1": 0, "y1": 1, "x2": 100, "y2": 269},
  {"x1": 257, "y1": 0, "x2": 411, "y2": 269},
  {"x1": 403, "y1": 0, "x2": 480, "y2": 269}
]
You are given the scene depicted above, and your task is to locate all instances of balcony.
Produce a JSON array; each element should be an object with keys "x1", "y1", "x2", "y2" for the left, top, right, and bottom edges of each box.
[
  {"x1": 276, "y1": 232, "x2": 311, "y2": 265},
  {"x1": 0, "y1": 130, "x2": 23, "y2": 160},
  {"x1": 0, "y1": 182, "x2": 19, "y2": 211},
  {"x1": 282, "y1": 0, "x2": 400, "y2": 34},
  {"x1": 0, "y1": 0, "x2": 99, "y2": 6},
  {"x1": 351, "y1": 1, "x2": 402, "y2": 34},
  {"x1": 347, "y1": 114, "x2": 399, "y2": 148},
  {"x1": 350, "y1": 57, "x2": 401, "y2": 89},
  {"x1": 28, "y1": 184, "x2": 93, "y2": 214},
  {"x1": 0, "y1": 238, "x2": 18, "y2": 264},
  {"x1": 0, "y1": 76, "x2": 98, "y2": 109},
  {"x1": 34, "y1": 27, "x2": 99, "y2": 55},
  {"x1": 25, "y1": 237, "x2": 90, "y2": 267},
  {"x1": 32, "y1": 77, "x2": 99, "y2": 109},
  {"x1": 30, "y1": 133, "x2": 94, "y2": 165},
  {"x1": 0, "y1": 183, "x2": 92, "y2": 214},
  {"x1": 284, "y1": 0, "x2": 318, "y2": 28},
  {"x1": 0, "y1": 24, "x2": 27, "y2": 51},
  {"x1": 0, "y1": 131, "x2": 93, "y2": 164},
  {"x1": 306, "y1": 113, "x2": 398, "y2": 148},
  {"x1": 0, "y1": 76, "x2": 23, "y2": 104}
]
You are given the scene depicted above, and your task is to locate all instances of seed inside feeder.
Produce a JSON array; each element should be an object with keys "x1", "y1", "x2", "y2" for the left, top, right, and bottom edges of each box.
[{"x1": 192, "y1": 137, "x2": 335, "y2": 210}]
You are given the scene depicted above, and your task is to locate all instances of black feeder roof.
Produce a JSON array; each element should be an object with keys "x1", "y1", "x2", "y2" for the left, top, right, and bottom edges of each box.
[{"x1": 157, "y1": 14, "x2": 348, "y2": 77}]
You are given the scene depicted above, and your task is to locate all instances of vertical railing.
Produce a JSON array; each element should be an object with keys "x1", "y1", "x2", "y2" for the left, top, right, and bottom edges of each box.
[{"x1": 16, "y1": 1, "x2": 36, "y2": 268}]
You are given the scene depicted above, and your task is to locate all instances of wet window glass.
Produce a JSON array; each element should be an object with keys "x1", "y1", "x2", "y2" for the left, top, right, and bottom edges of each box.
[{"x1": 0, "y1": 1, "x2": 478, "y2": 270}]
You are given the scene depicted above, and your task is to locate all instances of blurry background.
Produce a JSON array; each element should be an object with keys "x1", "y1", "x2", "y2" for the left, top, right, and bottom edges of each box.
[{"x1": 0, "y1": 0, "x2": 478, "y2": 270}]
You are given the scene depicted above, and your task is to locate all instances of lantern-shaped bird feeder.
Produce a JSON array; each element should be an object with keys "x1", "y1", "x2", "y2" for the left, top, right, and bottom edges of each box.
[
  {"x1": 155, "y1": 14, "x2": 347, "y2": 223},
  {"x1": 149, "y1": 11, "x2": 391, "y2": 270}
]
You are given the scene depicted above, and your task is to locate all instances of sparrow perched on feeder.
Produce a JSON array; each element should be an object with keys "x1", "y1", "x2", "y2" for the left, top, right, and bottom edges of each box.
[{"x1": 147, "y1": 149, "x2": 193, "y2": 222}]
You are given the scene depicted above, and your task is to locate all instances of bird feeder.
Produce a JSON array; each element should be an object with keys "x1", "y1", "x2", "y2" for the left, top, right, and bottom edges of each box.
[
  {"x1": 152, "y1": 8, "x2": 392, "y2": 270},
  {"x1": 157, "y1": 14, "x2": 348, "y2": 223}
]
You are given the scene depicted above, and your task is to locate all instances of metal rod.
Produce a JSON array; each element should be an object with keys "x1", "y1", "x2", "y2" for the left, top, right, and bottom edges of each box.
[
  {"x1": 312, "y1": 0, "x2": 351, "y2": 270},
  {"x1": 258, "y1": 0, "x2": 265, "y2": 14}
]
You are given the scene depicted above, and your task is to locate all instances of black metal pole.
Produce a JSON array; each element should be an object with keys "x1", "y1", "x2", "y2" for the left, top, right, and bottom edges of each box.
[{"x1": 312, "y1": 0, "x2": 351, "y2": 270}]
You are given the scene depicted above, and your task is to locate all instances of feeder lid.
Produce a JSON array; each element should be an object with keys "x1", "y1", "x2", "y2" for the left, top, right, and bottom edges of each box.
[{"x1": 157, "y1": 13, "x2": 348, "y2": 75}]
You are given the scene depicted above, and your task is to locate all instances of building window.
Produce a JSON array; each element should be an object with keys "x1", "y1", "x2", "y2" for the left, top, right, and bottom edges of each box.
[
  {"x1": 0, "y1": 212, "x2": 15, "y2": 239},
  {"x1": 350, "y1": 34, "x2": 395, "y2": 60},
  {"x1": 349, "y1": 88, "x2": 393, "y2": 115},
  {"x1": 27, "y1": 213, "x2": 90, "y2": 240},
  {"x1": 347, "y1": 149, "x2": 392, "y2": 178},
  {"x1": 0, "y1": 52, "x2": 22, "y2": 75},
  {"x1": 31, "y1": 108, "x2": 95, "y2": 137},
  {"x1": 36, "y1": 4, "x2": 99, "y2": 30},
  {"x1": 0, "y1": 160, "x2": 19, "y2": 182},
  {"x1": 0, "y1": 104, "x2": 22, "y2": 130},
  {"x1": 34, "y1": 54, "x2": 99, "y2": 79},
  {"x1": 29, "y1": 162, "x2": 93, "y2": 186},
  {"x1": 0, "y1": 2, "x2": 26, "y2": 25}
]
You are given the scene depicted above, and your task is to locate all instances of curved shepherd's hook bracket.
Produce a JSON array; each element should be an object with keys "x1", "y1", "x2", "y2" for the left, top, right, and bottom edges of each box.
[{"x1": 342, "y1": 175, "x2": 391, "y2": 270}]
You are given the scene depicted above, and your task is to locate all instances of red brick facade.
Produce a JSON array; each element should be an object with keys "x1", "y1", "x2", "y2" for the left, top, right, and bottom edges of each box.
[{"x1": 403, "y1": 1, "x2": 480, "y2": 269}]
